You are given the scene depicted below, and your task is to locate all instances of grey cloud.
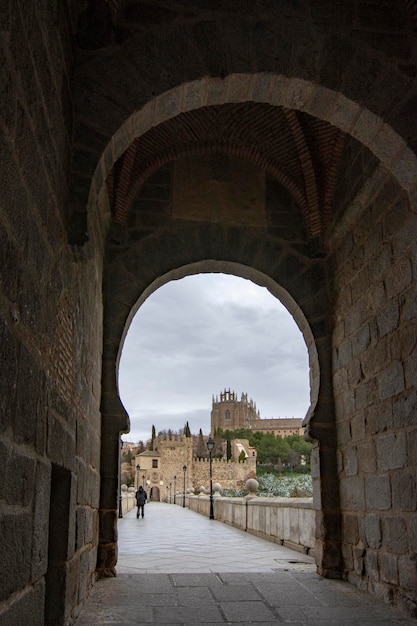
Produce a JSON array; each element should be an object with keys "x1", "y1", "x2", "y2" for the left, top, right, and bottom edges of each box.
[{"x1": 120, "y1": 274, "x2": 310, "y2": 443}]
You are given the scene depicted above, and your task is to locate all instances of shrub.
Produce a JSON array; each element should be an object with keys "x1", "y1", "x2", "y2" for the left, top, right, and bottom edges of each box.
[{"x1": 257, "y1": 473, "x2": 312, "y2": 497}]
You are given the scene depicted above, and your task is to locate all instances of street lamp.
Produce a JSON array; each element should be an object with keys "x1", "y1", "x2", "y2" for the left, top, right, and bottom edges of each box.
[
  {"x1": 169, "y1": 482, "x2": 172, "y2": 502},
  {"x1": 174, "y1": 475, "x2": 177, "y2": 504},
  {"x1": 182, "y1": 465, "x2": 187, "y2": 508},
  {"x1": 142, "y1": 474, "x2": 145, "y2": 487},
  {"x1": 136, "y1": 464, "x2": 140, "y2": 489},
  {"x1": 206, "y1": 436, "x2": 215, "y2": 519}
]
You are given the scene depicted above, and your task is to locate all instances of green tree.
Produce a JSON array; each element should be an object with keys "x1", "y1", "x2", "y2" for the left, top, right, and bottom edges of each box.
[
  {"x1": 213, "y1": 428, "x2": 223, "y2": 458},
  {"x1": 291, "y1": 438, "x2": 312, "y2": 464},
  {"x1": 287, "y1": 448, "x2": 299, "y2": 471},
  {"x1": 196, "y1": 428, "x2": 206, "y2": 458},
  {"x1": 121, "y1": 449, "x2": 132, "y2": 464},
  {"x1": 149, "y1": 424, "x2": 156, "y2": 450},
  {"x1": 257, "y1": 434, "x2": 290, "y2": 464},
  {"x1": 226, "y1": 439, "x2": 232, "y2": 460}
]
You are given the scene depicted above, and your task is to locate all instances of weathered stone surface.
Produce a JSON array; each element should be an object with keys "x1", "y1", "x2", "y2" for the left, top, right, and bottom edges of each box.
[
  {"x1": 0, "y1": 513, "x2": 33, "y2": 601},
  {"x1": 339, "y1": 476, "x2": 365, "y2": 511},
  {"x1": 382, "y1": 516, "x2": 409, "y2": 554},
  {"x1": 377, "y1": 361, "x2": 405, "y2": 400},
  {"x1": 2, "y1": 1, "x2": 417, "y2": 623},
  {"x1": 379, "y1": 552, "x2": 398, "y2": 586},
  {"x1": 398, "y1": 555, "x2": 417, "y2": 592},
  {"x1": 364, "y1": 474, "x2": 391, "y2": 511},
  {"x1": 362, "y1": 514, "x2": 382, "y2": 549},
  {"x1": 344, "y1": 445, "x2": 358, "y2": 476},
  {"x1": 4, "y1": 452, "x2": 36, "y2": 507},
  {"x1": 357, "y1": 440, "x2": 377, "y2": 474},
  {"x1": 364, "y1": 549, "x2": 379, "y2": 581},
  {"x1": 31, "y1": 461, "x2": 51, "y2": 581},
  {"x1": 376, "y1": 432, "x2": 407, "y2": 471},
  {"x1": 343, "y1": 513, "x2": 359, "y2": 545},
  {"x1": 391, "y1": 470, "x2": 417, "y2": 511},
  {"x1": 0, "y1": 579, "x2": 44, "y2": 626}
]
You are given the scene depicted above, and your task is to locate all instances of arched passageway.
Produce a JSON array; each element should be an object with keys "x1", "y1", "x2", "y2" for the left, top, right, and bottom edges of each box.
[
  {"x1": 2, "y1": 3, "x2": 417, "y2": 623},
  {"x1": 149, "y1": 487, "x2": 160, "y2": 502},
  {"x1": 95, "y1": 79, "x2": 417, "y2": 616}
]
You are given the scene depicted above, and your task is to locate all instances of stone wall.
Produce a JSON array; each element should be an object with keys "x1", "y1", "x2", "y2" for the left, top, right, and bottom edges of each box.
[
  {"x1": 137, "y1": 436, "x2": 257, "y2": 498},
  {"x1": 121, "y1": 489, "x2": 136, "y2": 516},
  {"x1": 1, "y1": 1, "x2": 417, "y2": 623},
  {"x1": 0, "y1": 3, "x2": 104, "y2": 624},
  {"x1": 191, "y1": 457, "x2": 257, "y2": 492},
  {"x1": 329, "y1": 167, "x2": 417, "y2": 615}
]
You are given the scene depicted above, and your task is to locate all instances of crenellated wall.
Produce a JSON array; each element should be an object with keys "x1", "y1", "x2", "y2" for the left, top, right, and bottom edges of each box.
[{"x1": 191, "y1": 457, "x2": 257, "y2": 492}]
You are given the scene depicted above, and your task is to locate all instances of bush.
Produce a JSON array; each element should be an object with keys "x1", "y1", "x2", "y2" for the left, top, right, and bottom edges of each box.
[
  {"x1": 257, "y1": 473, "x2": 312, "y2": 497},
  {"x1": 219, "y1": 475, "x2": 313, "y2": 498},
  {"x1": 221, "y1": 488, "x2": 247, "y2": 497}
]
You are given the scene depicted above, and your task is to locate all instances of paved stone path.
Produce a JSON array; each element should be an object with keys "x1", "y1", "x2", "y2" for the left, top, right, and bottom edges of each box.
[{"x1": 76, "y1": 502, "x2": 416, "y2": 625}]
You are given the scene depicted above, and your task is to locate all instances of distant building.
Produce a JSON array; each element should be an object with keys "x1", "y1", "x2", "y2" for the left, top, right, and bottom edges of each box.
[
  {"x1": 134, "y1": 432, "x2": 256, "y2": 500},
  {"x1": 211, "y1": 388, "x2": 304, "y2": 437}
]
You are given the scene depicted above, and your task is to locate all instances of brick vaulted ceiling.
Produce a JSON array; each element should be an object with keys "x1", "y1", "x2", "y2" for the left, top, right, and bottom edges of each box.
[
  {"x1": 108, "y1": 103, "x2": 346, "y2": 240},
  {"x1": 73, "y1": 0, "x2": 416, "y2": 241}
]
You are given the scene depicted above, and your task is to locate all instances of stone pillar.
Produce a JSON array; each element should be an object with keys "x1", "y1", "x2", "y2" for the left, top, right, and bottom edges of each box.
[
  {"x1": 308, "y1": 336, "x2": 342, "y2": 579},
  {"x1": 96, "y1": 395, "x2": 129, "y2": 578}
]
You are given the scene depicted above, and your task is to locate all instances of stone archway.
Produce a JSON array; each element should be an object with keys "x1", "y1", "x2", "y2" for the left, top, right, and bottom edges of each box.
[
  {"x1": 92, "y1": 73, "x2": 417, "y2": 612},
  {"x1": 150, "y1": 486, "x2": 160, "y2": 502},
  {"x1": 86, "y1": 73, "x2": 417, "y2": 218},
  {"x1": 98, "y1": 212, "x2": 337, "y2": 577}
]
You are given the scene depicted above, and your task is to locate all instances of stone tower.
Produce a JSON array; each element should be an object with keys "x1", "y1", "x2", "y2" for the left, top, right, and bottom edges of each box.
[{"x1": 211, "y1": 389, "x2": 260, "y2": 432}]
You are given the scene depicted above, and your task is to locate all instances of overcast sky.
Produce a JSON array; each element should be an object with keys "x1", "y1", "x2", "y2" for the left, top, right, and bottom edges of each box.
[{"x1": 119, "y1": 273, "x2": 310, "y2": 444}]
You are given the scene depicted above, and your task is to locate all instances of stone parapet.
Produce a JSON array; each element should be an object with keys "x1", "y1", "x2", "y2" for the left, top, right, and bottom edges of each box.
[
  {"x1": 188, "y1": 496, "x2": 315, "y2": 555},
  {"x1": 121, "y1": 491, "x2": 137, "y2": 516}
]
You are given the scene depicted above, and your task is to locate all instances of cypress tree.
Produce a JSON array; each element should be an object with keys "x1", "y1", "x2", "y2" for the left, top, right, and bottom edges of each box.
[
  {"x1": 196, "y1": 428, "x2": 206, "y2": 458},
  {"x1": 150, "y1": 424, "x2": 156, "y2": 450}
]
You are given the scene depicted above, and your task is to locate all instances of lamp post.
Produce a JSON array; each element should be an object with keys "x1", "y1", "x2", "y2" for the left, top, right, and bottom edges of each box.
[
  {"x1": 142, "y1": 474, "x2": 145, "y2": 488},
  {"x1": 136, "y1": 464, "x2": 140, "y2": 489},
  {"x1": 206, "y1": 436, "x2": 215, "y2": 519},
  {"x1": 174, "y1": 475, "x2": 177, "y2": 504},
  {"x1": 169, "y1": 482, "x2": 172, "y2": 502},
  {"x1": 182, "y1": 465, "x2": 187, "y2": 508}
]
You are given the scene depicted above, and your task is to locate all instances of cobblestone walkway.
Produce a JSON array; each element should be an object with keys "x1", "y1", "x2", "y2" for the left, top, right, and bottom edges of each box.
[{"x1": 76, "y1": 503, "x2": 416, "y2": 625}]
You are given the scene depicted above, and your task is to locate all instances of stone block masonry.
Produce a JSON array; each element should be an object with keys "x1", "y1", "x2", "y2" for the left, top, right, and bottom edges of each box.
[
  {"x1": 136, "y1": 435, "x2": 256, "y2": 497},
  {"x1": 330, "y1": 170, "x2": 417, "y2": 616},
  {"x1": 191, "y1": 457, "x2": 256, "y2": 492},
  {"x1": 2, "y1": 1, "x2": 417, "y2": 623}
]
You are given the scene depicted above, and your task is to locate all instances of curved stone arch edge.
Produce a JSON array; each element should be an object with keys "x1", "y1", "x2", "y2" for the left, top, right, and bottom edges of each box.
[
  {"x1": 115, "y1": 260, "x2": 319, "y2": 438},
  {"x1": 94, "y1": 72, "x2": 417, "y2": 440},
  {"x1": 88, "y1": 72, "x2": 417, "y2": 222}
]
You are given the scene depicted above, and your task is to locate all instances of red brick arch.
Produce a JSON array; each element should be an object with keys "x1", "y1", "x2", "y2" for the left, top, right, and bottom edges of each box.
[{"x1": 89, "y1": 74, "x2": 417, "y2": 217}]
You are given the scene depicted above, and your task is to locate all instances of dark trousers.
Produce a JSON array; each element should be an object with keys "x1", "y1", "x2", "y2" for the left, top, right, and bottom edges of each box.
[{"x1": 137, "y1": 504, "x2": 145, "y2": 517}]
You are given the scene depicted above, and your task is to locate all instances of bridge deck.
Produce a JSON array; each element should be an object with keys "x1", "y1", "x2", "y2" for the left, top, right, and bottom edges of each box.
[{"x1": 76, "y1": 502, "x2": 414, "y2": 624}]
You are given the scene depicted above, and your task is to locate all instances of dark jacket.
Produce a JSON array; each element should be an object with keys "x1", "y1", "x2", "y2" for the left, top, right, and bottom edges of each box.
[{"x1": 136, "y1": 486, "x2": 147, "y2": 505}]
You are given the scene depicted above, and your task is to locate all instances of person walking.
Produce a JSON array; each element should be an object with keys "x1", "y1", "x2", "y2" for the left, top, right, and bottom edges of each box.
[{"x1": 135, "y1": 485, "x2": 147, "y2": 518}]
